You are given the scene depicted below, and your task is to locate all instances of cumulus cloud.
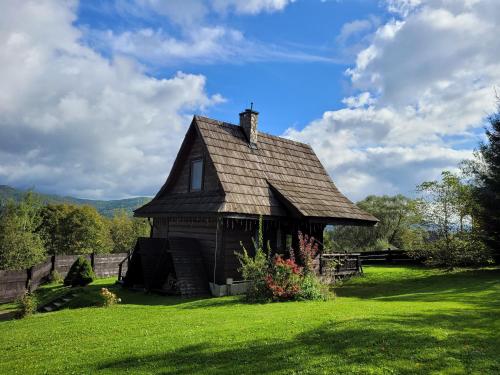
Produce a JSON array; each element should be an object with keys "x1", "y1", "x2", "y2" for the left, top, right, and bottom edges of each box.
[
  {"x1": 285, "y1": 0, "x2": 499, "y2": 201},
  {"x1": 0, "y1": 0, "x2": 223, "y2": 199}
]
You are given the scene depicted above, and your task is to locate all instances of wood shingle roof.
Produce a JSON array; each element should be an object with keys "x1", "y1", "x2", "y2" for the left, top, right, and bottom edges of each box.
[{"x1": 135, "y1": 115, "x2": 378, "y2": 224}]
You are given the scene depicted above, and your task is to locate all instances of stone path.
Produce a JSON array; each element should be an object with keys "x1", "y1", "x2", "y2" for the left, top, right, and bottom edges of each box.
[{"x1": 39, "y1": 292, "x2": 79, "y2": 313}]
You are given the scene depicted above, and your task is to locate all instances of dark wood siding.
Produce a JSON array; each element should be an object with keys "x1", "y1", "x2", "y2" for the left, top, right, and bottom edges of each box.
[
  {"x1": 169, "y1": 133, "x2": 219, "y2": 194},
  {"x1": 223, "y1": 228, "x2": 253, "y2": 281},
  {"x1": 153, "y1": 218, "x2": 225, "y2": 284},
  {"x1": 222, "y1": 221, "x2": 280, "y2": 281}
]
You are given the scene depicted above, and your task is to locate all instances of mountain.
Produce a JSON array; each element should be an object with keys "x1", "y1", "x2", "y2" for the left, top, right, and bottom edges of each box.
[{"x1": 0, "y1": 185, "x2": 151, "y2": 217}]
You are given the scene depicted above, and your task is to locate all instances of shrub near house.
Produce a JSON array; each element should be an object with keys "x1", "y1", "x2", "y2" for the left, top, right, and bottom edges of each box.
[{"x1": 237, "y1": 218, "x2": 326, "y2": 302}]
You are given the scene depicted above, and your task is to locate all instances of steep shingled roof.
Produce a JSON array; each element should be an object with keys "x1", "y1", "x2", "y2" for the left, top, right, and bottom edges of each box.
[{"x1": 135, "y1": 115, "x2": 378, "y2": 224}]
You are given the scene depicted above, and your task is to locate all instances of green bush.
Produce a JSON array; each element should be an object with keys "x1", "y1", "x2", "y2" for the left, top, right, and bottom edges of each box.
[
  {"x1": 407, "y1": 232, "x2": 493, "y2": 267},
  {"x1": 48, "y1": 270, "x2": 63, "y2": 284},
  {"x1": 298, "y1": 274, "x2": 328, "y2": 301},
  {"x1": 64, "y1": 256, "x2": 95, "y2": 287},
  {"x1": 17, "y1": 292, "x2": 38, "y2": 318}
]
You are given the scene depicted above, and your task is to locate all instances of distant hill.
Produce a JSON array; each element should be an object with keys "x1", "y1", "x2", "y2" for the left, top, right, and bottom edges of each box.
[{"x1": 0, "y1": 185, "x2": 151, "y2": 217}]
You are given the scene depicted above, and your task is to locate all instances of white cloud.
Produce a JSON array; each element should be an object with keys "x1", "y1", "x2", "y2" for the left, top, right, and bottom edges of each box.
[
  {"x1": 285, "y1": 0, "x2": 499, "y2": 201},
  {"x1": 336, "y1": 19, "x2": 375, "y2": 44},
  {"x1": 100, "y1": 0, "x2": 309, "y2": 67},
  {"x1": 99, "y1": 26, "x2": 244, "y2": 64},
  {"x1": 123, "y1": 0, "x2": 295, "y2": 24},
  {"x1": 212, "y1": 0, "x2": 295, "y2": 14},
  {"x1": 122, "y1": 0, "x2": 209, "y2": 26},
  {"x1": 96, "y1": 25, "x2": 334, "y2": 66},
  {"x1": 0, "y1": 0, "x2": 223, "y2": 199}
]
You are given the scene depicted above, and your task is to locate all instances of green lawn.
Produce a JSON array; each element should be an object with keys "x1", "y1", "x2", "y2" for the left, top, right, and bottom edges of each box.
[{"x1": 1, "y1": 266, "x2": 499, "y2": 374}]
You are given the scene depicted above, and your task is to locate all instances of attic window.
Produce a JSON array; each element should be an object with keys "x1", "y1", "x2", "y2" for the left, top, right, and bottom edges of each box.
[{"x1": 190, "y1": 158, "x2": 203, "y2": 192}]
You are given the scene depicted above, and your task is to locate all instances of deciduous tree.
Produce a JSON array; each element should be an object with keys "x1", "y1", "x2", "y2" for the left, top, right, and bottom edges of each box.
[{"x1": 0, "y1": 193, "x2": 46, "y2": 270}]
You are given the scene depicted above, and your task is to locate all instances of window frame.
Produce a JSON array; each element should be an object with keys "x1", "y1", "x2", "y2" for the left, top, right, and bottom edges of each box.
[{"x1": 189, "y1": 157, "x2": 204, "y2": 192}]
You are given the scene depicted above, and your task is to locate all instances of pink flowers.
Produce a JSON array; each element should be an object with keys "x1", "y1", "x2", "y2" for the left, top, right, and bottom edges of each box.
[{"x1": 298, "y1": 232, "x2": 319, "y2": 274}]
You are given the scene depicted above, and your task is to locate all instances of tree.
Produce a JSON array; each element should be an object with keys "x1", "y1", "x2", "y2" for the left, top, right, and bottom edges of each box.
[
  {"x1": 415, "y1": 171, "x2": 490, "y2": 266},
  {"x1": 470, "y1": 106, "x2": 500, "y2": 260},
  {"x1": 64, "y1": 205, "x2": 112, "y2": 254},
  {"x1": 0, "y1": 193, "x2": 46, "y2": 270},
  {"x1": 325, "y1": 195, "x2": 421, "y2": 252},
  {"x1": 109, "y1": 209, "x2": 149, "y2": 253},
  {"x1": 38, "y1": 204, "x2": 74, "y2": 255}
]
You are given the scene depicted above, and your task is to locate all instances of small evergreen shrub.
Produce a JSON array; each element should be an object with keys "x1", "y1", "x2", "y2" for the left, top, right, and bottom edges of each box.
[
  {"x1": 17, "y1": 292, "x2": 38, "y2": 318},
  {"x1": 64, "y1": 256, "x2": 95, "y2": 287},
  {"x1": 100, "y1": 288, "x2": 121, "y2": 307},
  {"x1": 48, "y1": 270, "x2": 63, "y2": 284}
]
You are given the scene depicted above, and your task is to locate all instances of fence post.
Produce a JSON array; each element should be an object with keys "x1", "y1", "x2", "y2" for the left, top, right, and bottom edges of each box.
[
  {"x1": 26, "y1": 266, "x2": 33, "y2": 292},
  {"x1": 91, "y1": 253, "x2": 95, "y2": 271}
]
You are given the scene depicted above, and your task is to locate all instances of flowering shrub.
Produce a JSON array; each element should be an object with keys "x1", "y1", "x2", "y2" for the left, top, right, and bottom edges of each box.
[
  {"x1": 265, "y1": 255, "x2": 302, "y2": 301},
  {"x1": 297, "y1": 232, "x2": 319, "y2": 274},
  {"x1": 100, "y1": 288, "x2": 121, "y2": 307},
  {"x1": 236, "y1": 217, "x2": 328, "y2": 302}
]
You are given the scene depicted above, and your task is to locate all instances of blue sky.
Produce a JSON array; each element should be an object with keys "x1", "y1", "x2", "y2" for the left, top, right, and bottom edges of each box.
[
  {"x1": 0, "y1": 0, "x2": 499, "y2": 200},
  {"x1": 76, "y1": 0, "x2": 387, "y2": 133}
]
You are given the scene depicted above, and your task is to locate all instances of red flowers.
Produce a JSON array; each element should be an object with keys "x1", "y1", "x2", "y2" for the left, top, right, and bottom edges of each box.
[
  {"x1": 265, "y1": 255, "x2": 302, "y2": 300},
  {"x1": 274, "y1": 255, "x2": 302, "y2": 275}
]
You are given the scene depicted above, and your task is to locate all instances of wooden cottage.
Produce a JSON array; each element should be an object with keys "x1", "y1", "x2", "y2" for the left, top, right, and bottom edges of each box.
[{"x1": 131, "y1": 109, "x2": 378, "y2": 296}]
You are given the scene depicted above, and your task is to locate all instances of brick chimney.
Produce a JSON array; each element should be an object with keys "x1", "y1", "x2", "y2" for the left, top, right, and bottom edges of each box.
[{"x1": 239, "y1": 108, "x2": 259, "y2": 147}]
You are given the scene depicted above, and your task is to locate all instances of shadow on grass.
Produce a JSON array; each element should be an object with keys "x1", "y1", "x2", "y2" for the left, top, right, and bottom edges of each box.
[
  {"x1": 96, "y1": 306, "x2": 500, "y2": 374},
  {"x1": 56, "y1": 267, "x2": 500, "y2": 312},
  {"x1": 59, "y1": 280, "x2": 246, "y2": 310}
]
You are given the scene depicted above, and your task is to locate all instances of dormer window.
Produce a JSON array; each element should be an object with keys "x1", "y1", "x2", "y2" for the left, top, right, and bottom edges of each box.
[{"x1": 190, "y1": 158, "x2": 203, "y2": 192}]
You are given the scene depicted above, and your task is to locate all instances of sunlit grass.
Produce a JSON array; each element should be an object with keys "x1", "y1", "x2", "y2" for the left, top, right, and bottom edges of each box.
[{"x1": 1, "y1": 266, "x2": 499, "y2": 374}]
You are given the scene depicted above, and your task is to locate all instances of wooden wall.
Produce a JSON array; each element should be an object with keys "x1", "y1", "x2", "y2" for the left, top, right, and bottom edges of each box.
[
  {"x1": 222, "y1": 220, "x2": 280, "y2": 281},
  {"x1": 168, "y1": 132, "x2": 220, "y2": 194},
  {"x1": 152, "y1": 217, "x2": 326, "y2": 284},
  {"x1": 153, "y1": 218, "x2": 224, "y2": 284}
]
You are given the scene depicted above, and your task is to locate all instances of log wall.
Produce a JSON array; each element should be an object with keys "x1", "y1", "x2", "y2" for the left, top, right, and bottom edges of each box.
[{"x1": 153, "y1": 218, "x2": 224, "y2": 283}]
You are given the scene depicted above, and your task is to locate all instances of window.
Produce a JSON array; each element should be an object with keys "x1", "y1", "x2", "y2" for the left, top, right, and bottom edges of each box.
[{"x1": 190, "y1": 159, "x2": 203, "y2": 191}]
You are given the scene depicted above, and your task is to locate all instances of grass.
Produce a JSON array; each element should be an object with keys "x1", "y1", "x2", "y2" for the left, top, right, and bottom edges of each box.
[
  {"x1": 0, "y1": 282, "x2": 72, "y2": 320},
  {"x1": 0, "y1": 265, "x2": 499, "y2": 374}
]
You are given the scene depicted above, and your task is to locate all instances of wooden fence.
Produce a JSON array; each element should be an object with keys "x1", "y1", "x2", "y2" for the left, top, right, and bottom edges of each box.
[
  {"x1": 316, "y1": 250, "x2": 418, "y2": 283},
  {"x1": 0, "y1": 253, "x2": 128, "y2": 303},
  {"x1": 358, "y1": 250, "x2": 416, "y2": 264},
  {"x1": 317, "y1": 253, "x2": 362, "y2": 283}
]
